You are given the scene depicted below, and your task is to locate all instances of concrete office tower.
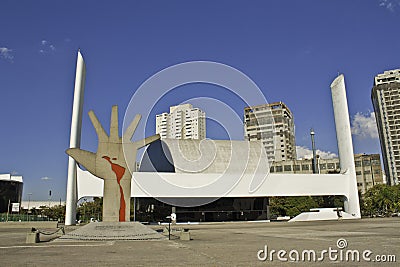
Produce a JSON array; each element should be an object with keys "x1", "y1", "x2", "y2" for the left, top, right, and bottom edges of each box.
[
  {"x1": 156, "y1": 104, "x2": 206, "y2": 140},
  {"x1": 372, "y1": 69, "x2": 400, "y2": 185},
  {"x1": 65, "y1": 51, "x2": 86, "y2": 225},
  {"x1": 244, "y1": 102, "x2": 296, "y2": 162}
]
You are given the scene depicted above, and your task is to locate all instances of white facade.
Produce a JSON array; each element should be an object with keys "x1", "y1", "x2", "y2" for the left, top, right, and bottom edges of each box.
[
  {"x1": 21, "y1": 200, "x2": 66, "y2": 209},
  {"x1": 244, "y1": 102, "x2": 296, "y2": 162},
  {"x1": 372, "y1": 69, "x2": 400, "y2": 185},
  {"x1": 0, "y1": 173, "x2": 23, "y2": 183},
  {"x1": 156, "y1": 104, "x2": 206, "y2": 140}
]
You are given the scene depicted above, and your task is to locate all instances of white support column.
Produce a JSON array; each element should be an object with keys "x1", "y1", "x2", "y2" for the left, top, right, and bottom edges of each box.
[
  {"x1": 65, "y1": 50, "x2": 86, "y2": 225},
  {"x1": 330, "y1": 74, "x2": 361, "y2": 218}
]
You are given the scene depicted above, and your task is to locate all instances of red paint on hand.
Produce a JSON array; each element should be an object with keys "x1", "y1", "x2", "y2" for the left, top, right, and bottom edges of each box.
[{"x1": 103, "y1": 156, "x2": 127, "y2": 222}]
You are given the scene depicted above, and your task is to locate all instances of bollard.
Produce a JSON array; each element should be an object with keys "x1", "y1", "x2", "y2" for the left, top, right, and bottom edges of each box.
[
  {"x1": 26, "y1": 229, "x2": 39, "y2": 244},
  {"x1": 180, "y1": 229, "x2": 191, "y2": 241}
]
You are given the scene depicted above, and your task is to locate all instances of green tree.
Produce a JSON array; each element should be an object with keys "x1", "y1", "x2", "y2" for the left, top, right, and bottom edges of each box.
[
  {"x1": 269, "y1": 196, "x2": 344, "y2": 218},
  {"x1": 361, "y1": 184, "x2": 400, "y2": 217},
  {"x1": 270, "y1": 196, "x2": 316, "y2": 217},
  {"x1": 41, "y1": 205, "x2": 66, "y2": 221},
  {"x1": 77, "y1": 197, "x2": 103, "y2": 222}
]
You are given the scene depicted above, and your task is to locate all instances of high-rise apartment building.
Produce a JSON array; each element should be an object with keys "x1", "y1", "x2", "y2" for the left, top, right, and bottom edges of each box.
[
  {"x1": 372, "y1": 69, "x2": 400, "y2": 185},
  {"x1": 244, "y1": 102, "x2": 296, "y2": 162},
  {"x1": 156, "y1": 104, "x2": 206, "y2": 140}
]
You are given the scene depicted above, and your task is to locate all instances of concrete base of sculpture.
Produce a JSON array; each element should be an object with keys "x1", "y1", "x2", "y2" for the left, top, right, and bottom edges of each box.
[
  {"x1": 26, "y1": 232, "x2": 40, "y2": 244},
  {"x1": 289, "y1": 208, "x2": 354, "y2": 222},
  {"x1": 58, "y1": 222, "x2": 165, "y2": 241}
]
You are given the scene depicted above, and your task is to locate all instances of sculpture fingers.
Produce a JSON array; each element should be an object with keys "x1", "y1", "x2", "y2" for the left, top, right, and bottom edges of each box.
[
  {"x1": 122, "y1": 114, "x2": 141, "y2": 142},
  {"x1": 66, "y1": 148, "x2": 97, "y2": 176},
  {"x1": 121, "y1": 142, "x2": 140, "y2": 171},
  {"x1": 133, "y1": 134, "x2": 160, "y2": 149},
  {"x1": 109, "y1": 105, "x2": 120, "y2": 143},
  {"x1": 88, "y1": 110, "x2": 108, "y2": 142}
]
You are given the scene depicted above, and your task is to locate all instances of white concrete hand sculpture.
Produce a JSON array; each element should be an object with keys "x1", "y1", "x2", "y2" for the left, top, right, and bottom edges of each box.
[{"x1": 66, "y1": 106, "x2": 160, "y2": 222}]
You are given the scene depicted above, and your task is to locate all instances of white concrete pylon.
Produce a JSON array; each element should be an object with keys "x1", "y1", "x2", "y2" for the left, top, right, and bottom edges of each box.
[
  {"x1": 65, "y1": 50, "x2": 86, "y2": 225},
  {"x1": 330, "y1": 74, "x2": 361, "y2": 218}
]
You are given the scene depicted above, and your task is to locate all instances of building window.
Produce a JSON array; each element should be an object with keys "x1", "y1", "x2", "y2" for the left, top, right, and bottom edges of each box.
[
  {"x1": 270, "y1": 166, "x2": 274, "y2": 173},
  {"x1": 356, "y1": 171, "x2": 362, "y2": 175},
  {"x1": 363, "y1": 160, "x2": 371, "y2": 166},
  {"x1": 275, "y1": 166, "x2": 283, "y2": 172},
  {"x1": 327, "y1": 163, "x2": 335, "y2": 169},
  {"x1": 371, "y1": 159, "x2": 380, "y2": 165},
  {"x1": 355, "y1": 161, "x2": 361, "y2": 167},
  {"x1": 294, "y1": 165, "x2": 300, "y2": 171},
  {"x1": 302, "y1": 164, "x2": 309, "y2": 171},
  {"x1": 284, "y1": 165, "x2": 292, "y2": 172}
]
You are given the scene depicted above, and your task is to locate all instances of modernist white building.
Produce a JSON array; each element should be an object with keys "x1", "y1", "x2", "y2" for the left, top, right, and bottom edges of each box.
[
  {"x1": 372, "y1": 69, "x2": 400, "y2": 185},
  {"x1": 65, "y1": 51, "x2": 361, "y2": 224},
  {"x1": 244, "y1": 102, "x2": 296, "y2": 162},
  {"x1": 21, "y1": 200, "x2": 66, "y2": 210},
  {"x1": 156, "y1": 104, "x2": 206, "y2": 140}
]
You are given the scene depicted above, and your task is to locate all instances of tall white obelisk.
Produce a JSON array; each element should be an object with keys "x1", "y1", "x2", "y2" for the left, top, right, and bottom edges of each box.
[
  {"x1": 330, "y1": 74, "x2": 361, "y2": 218},
  {"x1": 65, "y1": 50, "x2": 86, "y2": 225}
]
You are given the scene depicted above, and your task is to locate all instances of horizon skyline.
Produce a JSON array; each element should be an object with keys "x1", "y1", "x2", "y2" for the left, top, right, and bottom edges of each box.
[
  {"x1": 1, "y1": 58, "x2": 391, "y2": 200},
  {"x1": 1, "y1": 1, "x2": 399, "y2": 200},
  {"x1": 5, "y1": 66, "x2": 384, "y2": 200}
]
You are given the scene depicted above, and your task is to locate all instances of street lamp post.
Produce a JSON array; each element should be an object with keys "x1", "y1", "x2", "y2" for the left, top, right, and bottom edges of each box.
[
  {"x1": 48, "y1": 190, "x2": 52, "y2": 208},
  {"x1": 83, "y1": 198, "x2": 87, "y2": 223},
  {"x1": 27, "y1": 193, "x2": 32, "y2": 211},
  {"x1": 27, "y1": 193, "x2": 32, "y2": 221},
  {"x1": 310, "y1": 128, "x2": 318, "y2": 174},
  {"x1": 6, "y1": 199, "x2": 10, "y2": 222},
  {"x1": 133, "y1": 197, "x2": 136, "y2": 222}
]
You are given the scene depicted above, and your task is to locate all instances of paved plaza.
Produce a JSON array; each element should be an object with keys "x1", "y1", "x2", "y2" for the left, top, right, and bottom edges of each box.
[{"x1": 0, "y1": 218, "x2": 399, "y2": 266}]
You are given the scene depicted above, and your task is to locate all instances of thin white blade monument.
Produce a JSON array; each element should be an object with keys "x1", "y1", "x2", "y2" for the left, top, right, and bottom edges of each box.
[{"x1": 65, "y1": 50, "x2": 86, "y2": 226}]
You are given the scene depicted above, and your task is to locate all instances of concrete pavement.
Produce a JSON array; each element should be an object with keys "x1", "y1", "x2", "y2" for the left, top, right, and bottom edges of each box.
[{"x1": 0, "y1": 218, "x2": 398, "y2": 266}]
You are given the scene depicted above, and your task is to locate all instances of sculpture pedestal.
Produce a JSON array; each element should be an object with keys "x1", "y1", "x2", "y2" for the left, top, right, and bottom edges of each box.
[
  {"x1": 58, "y1": 222, "x2": 165, "y2": 241},
  {"x1": 26, "y1": 232, "x2": 39, "y2": 243}
]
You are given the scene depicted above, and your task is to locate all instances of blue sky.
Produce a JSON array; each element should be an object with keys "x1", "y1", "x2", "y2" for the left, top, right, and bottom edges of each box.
[{"x1": 1, "y1": 1, "x2": 399, "y2": 201}]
